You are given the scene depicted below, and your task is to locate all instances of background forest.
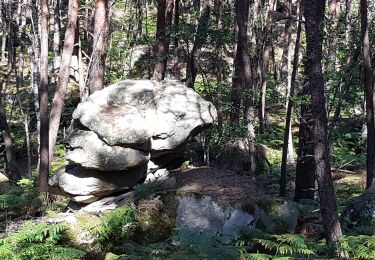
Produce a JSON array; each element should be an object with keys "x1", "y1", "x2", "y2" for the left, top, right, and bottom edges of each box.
[{"x1": 0, "y1": 0, "x2": 375, "y2": 259}]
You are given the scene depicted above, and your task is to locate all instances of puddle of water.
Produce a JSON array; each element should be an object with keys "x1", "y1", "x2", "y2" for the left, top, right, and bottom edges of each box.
[{"x1": 176, "y1": 195, "x2": 254, "y2": 235}]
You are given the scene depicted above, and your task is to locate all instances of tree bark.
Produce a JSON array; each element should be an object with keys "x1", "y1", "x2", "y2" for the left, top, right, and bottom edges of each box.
[
  {"x1": 258, "y1": 0, "x2": 276, "y2": 134},
  {"x1": 49, "y1": 0, "x2": 79, "y2": 165},
  {"x1": 280, "y1": 0, "x2": 292, "y2": 82},
  {"x1": 360, "y1": 0, "x2": 375, "y2": 188},
  {"x1": 38, "y1": 0, "x2": 49, "y2": 194},
  {"x1": 87, "y1": 0, "x2": 109, "y2": 94},
  {"x1": 53, "y1": 0, "x2": 61, "y2": 58},
  {"x1": 153, "y1": 0, "x2": 174, "y2": 81},
  {"x1": 327, "y1": 0, "x2": 341, "y2": 69},
  {"x1": 174, "y1": 0, "x2": 180, "y2": 48},
  {"x1": 0, "y1": 89, "x2": 21, "y2": 181},
  {"x1": 304, "y1": 0, "x2": 342, "y2": 243},
  {"x1": 135, "y1": 0, "x2": 143, "y2": 43},
  {"x1": 185, "y1": 0, "x2": 211, "y2": 89},
  {"x1": 230, "y1": 0, "x2": 250, "y2": 124},
  {"x1": 280, "y1": 0, "x2": 302, "y2": 197}
]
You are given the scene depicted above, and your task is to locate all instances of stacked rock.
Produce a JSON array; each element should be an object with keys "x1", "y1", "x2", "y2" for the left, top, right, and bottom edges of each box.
[{"x1": 49, "y1": 80, "x2": 217, "y2": 204}]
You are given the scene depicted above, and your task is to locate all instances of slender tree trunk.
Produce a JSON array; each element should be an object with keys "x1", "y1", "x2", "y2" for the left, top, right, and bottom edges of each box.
[
  {"x1": 360, "y1": 0, "x2": 375, "y2": 188},
  {"x1": 280, "y1": 0, "x2": 302, "y2": 197},
  {"x1": 0, "y1": 90, "x2": 21, "y2": 181},
  {"x1": 174, "y1": 0, "x2": 180, "y2": 48},
  {"x1": 49, "y1": 0, "x2": 79, "y2": 165},
  {"x1": 280, "y1": 0, "x2": 292, "y2": 81},
  {"x1": 185, "y1": 0, "x2": 211, "y2": 89},
  {"x1": 327, "y1": 0, "x2": 341, "y2": 69},
  {"x1": 87, "y1": 0, "x2": 109, "y2": 94},
  {"x1": 258, "y1": 0, "x2": 276, "y2": 133},
  {"x1": 1, "y1": 22, "x2": 6, "y2": 63},
  {"x1": 28, "y1": 1, "x2": 41, "y2": 172},
  {"x1": 304, "y1": 0, "x2": 342, "y2": 243},
  {"x1": 135, "y1": 0, "x2": 143, "y2": 43},
  {"x1": 53, "y1": 0, "x2": 61, "y2": 58},
  {"x1": 38, "y1": 0, "x2": 50, "y2": 194}
]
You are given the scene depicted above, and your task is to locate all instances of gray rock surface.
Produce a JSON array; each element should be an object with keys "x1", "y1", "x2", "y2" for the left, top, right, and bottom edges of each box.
[
  {"x1": 49, "y1": 165, "x2": 146, "y2": 198},
  {"x1": 66, "y1": 130, "x2": 149, "y2": 171},
  {"x1": 72, "y1": 80, "x2": 217, "y2": 152}
]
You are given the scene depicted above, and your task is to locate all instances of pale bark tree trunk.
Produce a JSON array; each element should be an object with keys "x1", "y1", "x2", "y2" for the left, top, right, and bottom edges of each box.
[
  {"x1": 185, "y1": 0, "x2": 211, "y2": 89},
  {"x1": 280, "y1": 0, "x2": 302, "y2": 197},
  {"x1": 280, "y1": 0, "x2": 292, "y2": 82},
  {"x1": 53, "y1": 0, "x2": 61, "y2": 58},
  {"x1": 87, "y1": 0, "x2": 109, "y2": 94},
  {"x1": 258, "y1": 0, "x2": 276, "y2": 134},
  {"x1": 49, "y1": 0, "x2": 79, "y2": 165},
  {"x1": 304, "y1": 0, "x2": 342, "y2": 243},
  {"x1": 29, "y1": 1, "x2": 41, "y2": 171},
  {"x1": 38, "y1": 0, "x2": 50, "y2": 194},
  {"x1": 327, "y1": 0, "x2": 341, "y2": 69},
  {"x1": 360, "y1": 0, "x2": 375, "y2": 188},
  {"x1": 281, "y1": 0, "x2": 294, "y2": 163},
  {"x1": 1, "y1": 0, "x2": 6, "y2": 64}
]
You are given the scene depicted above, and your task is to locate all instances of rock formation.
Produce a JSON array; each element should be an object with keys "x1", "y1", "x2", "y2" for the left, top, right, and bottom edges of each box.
[{"x1": 49, "y1": 80, "x2": 217, "y2": 203}]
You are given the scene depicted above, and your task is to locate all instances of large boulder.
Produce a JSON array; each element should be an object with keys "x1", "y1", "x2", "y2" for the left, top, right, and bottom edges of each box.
[
  {"x1": 50, "y1": 80, "x2": 217, "y2": 202},
  {"x1": 66, "y1": 130, "x2": 150, "y2": 171},
  {"x1": 341, "y1": 185, "x2": 375, "y2": 228},
  {"x1": 71, "y1": 80, "x2": 217, "y2": 154},
  {"x1": 49, "y1": 165, "x2": 147, "y2": 202}
]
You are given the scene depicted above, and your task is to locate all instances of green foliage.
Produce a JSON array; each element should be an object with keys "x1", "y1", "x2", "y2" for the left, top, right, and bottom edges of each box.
[
  {"x1": 237, "y1": 228, "x2": 314, "y2": 258},
  {"x1": 339, "y1": 235, "x2": 375, "y2": 260},
  {"x1": 93, "y1": 207, "x2": 135, "y2": 248},
  {"x1": 0, "y1": 178, "x2": 41, "y2": 223},
  {"x1": 170, "y1": 228, "x2": 239, "y2": 259},
  {"x1": 0, "y1": 221, "x2": 85, "y2": 260}
]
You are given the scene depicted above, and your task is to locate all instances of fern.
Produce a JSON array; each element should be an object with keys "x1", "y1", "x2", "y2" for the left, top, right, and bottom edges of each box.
[
  {"x1": 0, "y1": 221, "x2": 85, "y2": 260},
  {"x1": 237, "y1": 228, "x2": 315, "y2": 258},
  {"x1": 340, "y1": 235, "x2": 375, "y2": 260},
  {"x1": 93, "y1": 206, "x2": 135, "y2": 247}
]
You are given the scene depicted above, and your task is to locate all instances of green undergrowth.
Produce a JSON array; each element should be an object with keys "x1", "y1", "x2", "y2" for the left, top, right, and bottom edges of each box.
[
  {"x1": 0, "y1": 178, "x2": 41, "y2": 226},
  {"x1": 237, "y1": 228, "x2": 375, "y2": 260},
  {"x1": 0, "y1": 222, "x2": 85, "y2": 260}
]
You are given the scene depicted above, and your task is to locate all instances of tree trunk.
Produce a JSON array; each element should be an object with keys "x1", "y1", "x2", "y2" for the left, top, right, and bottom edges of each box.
[
  {"x1": 327, "y1": 0, "x2": 341, "y2": 69},
  {"x1": 0, "y1": 91, "x2": 21, "y2": 181},
  {"x1": 87, "y1": 0, "x2": 109, "y2": 94},
  {"x1": 280, "y1": 0, "x2": 292, "y2": 81},
  {"x1": 153, "y1": 0, "x2": 174, "y2": 81},
  {"x1": 174, "y1": 0, "x2": 180, "y2": 48},
  {"x1": 135, "y1": 0, "x2": 143, "y2": 43},
  {"x1": 230, "y1": 0, "x2": 250, "y2": 124},
  {"x1": 185, "y1": 0, "x2": 211, "y2": 89},
  {"x1": 360, "y1": 0, "x2": 375, "y2": 188},
  {"x1": 258, "y1": 0, "x2": 276, "y2": 134},
  {"x1": 280, "y1": 0, "x2": 302, "y2": 197},
  {"x1": 294, "y1": 91, "x2": 315, "y2": 201},
  {"x1": 304, "y1": 0, "x2": 342, "y2": 243},
  {"x1": 49, "y1": 0, "x2": 79, "y2": 165},
  {"x1": 53, "y1": 0, "x2": 61, "y2": 58},
  {"x1": 38, "y1": 0, "x2": 50, "y2": 194},
  {"x1": 28, "y1": 1, "x2": 41, "y2": 172}
]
